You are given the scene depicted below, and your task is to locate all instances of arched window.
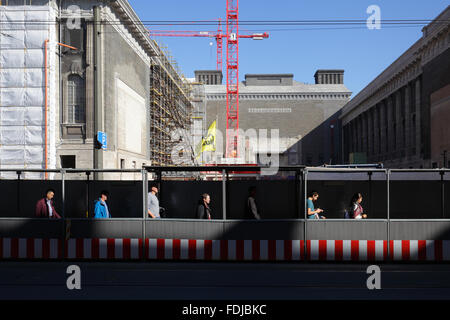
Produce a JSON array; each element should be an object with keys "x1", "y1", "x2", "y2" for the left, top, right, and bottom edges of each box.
[{"x1": 67, "y1": 74, "x2": 85, "y2": 124}]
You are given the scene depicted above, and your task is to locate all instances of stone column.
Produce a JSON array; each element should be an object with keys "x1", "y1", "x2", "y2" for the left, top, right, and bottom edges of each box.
[
  {"x1": 395, "y1": 90, "x2": 402, "y2": 159},
  {"x1": 361, "y1": 113, "x2": 367, "y2": 156},
  {"x1": 379, "y1": 100, "x2": 386, "y2": 159},
  {"x1": 358, "y1": 116, "x2": 362, "y2": 152},
  {"x1": 343, "y1": 124, "x2": 347, "y2": 162},
  {"x1": 404, "y1": 84, "x2": 411, "y2": 158},
  {"x1": 347, "y1": 123, "x2": 351, "y2": 155},
  {"x1": 349, "y1": 121, "x2": 353, "y2": 154},
  {"x1": 373, "y1": 106, "x2": 379, "y2": 161},
  {"x1": 387, "y1": 95, "x2": 394, "y2": 158},
  {"x1": 367, "y1": 109, "x2": 373, "y2": 161},
  {"x1": 365, "y1": 112, "x2": 370, "y2": 157},
  {"x1": 85, "y1": 23, "x2": 94, "y2": 140},
  {"x1": 415, "y1": 78, "x2": 421, "y2": 159}
]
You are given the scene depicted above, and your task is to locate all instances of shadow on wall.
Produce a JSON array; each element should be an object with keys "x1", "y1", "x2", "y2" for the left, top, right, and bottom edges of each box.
[
  {"x1": 158, "y1": 179, "x2": 302, "y2": 220},
  {"x1": 306, "y1": 175, "x2": 387, "y2": 219},
  {"x1": 305, "y1": 173, "x2": 446, "y2": 219},
  {"x1": 65, "y1": 180, "x2": 143, "y2": 218},
  {"x1": 283, "y1": 109, "x2": 341, "y2": 167},
  {"x1": 0, "y1": 174, "x2": 446, "y2": 220},
  {"x1": 0, "y1": 180, "x2": 62, "y2": 218},
  {"x1": 227, "y1": 180, "x2": 300, "y2": 220},
  {"x1": 390, "y1": 179, "x2": 443, "y2": 219},
  {"x1": 0, "y1": 179, "x2": 143, "y2": 219},
  {"x1": 159, "y1": 180, "x2": 224, "y2": 219},
  {"x1": 145, "y1": 219, "x2": 304, "y2": 242}
]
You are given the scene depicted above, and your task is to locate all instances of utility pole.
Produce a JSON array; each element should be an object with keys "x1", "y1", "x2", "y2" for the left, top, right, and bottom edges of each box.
[{"x1": 94, "y1": 6, "x2": 103, "y2": 179}]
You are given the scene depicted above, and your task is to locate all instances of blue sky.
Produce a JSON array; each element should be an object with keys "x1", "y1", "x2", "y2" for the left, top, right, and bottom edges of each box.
[{"x1": 129, "y1": 0, "x2": 447, "y2": 97}]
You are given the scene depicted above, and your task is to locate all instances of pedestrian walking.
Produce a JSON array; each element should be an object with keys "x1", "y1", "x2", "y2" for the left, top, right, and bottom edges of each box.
[{"x1": 35, "y1": 188, "x2": 61, "y2": 219}]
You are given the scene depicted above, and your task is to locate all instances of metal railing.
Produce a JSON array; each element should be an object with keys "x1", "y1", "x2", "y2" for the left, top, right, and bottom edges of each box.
[
  {"x1": 0, "y1": 166, "x2": 448, "y2": 220},
  {"x1": 0, "y1": 166, "x2": 449, "y2": 261}
]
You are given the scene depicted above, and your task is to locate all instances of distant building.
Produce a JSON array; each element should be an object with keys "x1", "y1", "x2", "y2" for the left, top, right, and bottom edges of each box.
[
  {"x1": 195, "y1": 70, "x2": 351, "y2": 166},
  {"x1": 341, "y1": 5, "x2": 450, "y2": 168}
]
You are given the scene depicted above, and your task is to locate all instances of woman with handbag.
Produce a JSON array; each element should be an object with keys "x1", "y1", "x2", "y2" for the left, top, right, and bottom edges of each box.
[{"x1": 350, "y1": 193, "x2": 367, "y2": 219}]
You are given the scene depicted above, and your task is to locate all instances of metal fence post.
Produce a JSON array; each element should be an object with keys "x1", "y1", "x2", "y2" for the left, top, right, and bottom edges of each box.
[
  {"x1": 142, "y1": 168, "x2": 148, "y2": 261},
  {"x1": 16, "y1": 171, "x2": 21, "y2": 217},
  {"x1": 368, "y1": 171, "x2": 373, "y2": 217},
  {"x1": 61, "y1": 169, "x2": 66, "y2": 261},
  {"x1": 222, "y1": 169, "x2": 227, "y2": 220},
  {"x1": 61, "y1": 169, "x2": 66, "y2": 218},
  {"x1": 86, "y1": 171, "x2": 91, "y2": 218},
  {"x1": 303, "y1": 169, "x2": 308, "y2": 261},
  {"x1": 387, "y1": 169, "x2": 391, "y2": 261},
  {"x1": 295, "y1": 169, "x2": 300, "y2": 219},
  {"x1": 441, "y1": 171, "x2": 445, "y2": 219}
]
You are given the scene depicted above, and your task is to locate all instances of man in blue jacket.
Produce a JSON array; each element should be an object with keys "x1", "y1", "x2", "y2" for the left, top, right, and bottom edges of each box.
[{"x1": 94, "y1": 190, "x2": 111, "y2": 218}]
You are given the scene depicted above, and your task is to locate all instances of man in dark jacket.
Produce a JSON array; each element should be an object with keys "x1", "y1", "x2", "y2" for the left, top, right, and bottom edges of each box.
[
  {"x1": 35, "y1": 189, "x2": 61, "y2": 218},
  {"x1": 196, "y1": 193, "x2": 212, "y2": 220},
  {"x1": 246, "y1": 186, "x2": 261, "y2": 219}
]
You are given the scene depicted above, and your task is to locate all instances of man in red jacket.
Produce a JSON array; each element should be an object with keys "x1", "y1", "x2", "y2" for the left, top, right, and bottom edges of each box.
[{"x1": 35, "y1": 189, "x2": 61, "y2": 219}]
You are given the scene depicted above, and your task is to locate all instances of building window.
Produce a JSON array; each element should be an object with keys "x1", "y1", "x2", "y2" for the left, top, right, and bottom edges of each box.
[
  {"x1": 393, "y1": 124, "x2": 397, "y2": 150},
  {"x1": 61, "y1": 155, "x2": 76, "y2": 169},
  {"x1": 67, "y1": 74, "x2": 85, "y2": 124},
  {"x1": 120, "y1": 159, "x2": 125, "y2": 169},
  {"x1": 2, "y1": 0, "x2": 49, "y2": 5}
]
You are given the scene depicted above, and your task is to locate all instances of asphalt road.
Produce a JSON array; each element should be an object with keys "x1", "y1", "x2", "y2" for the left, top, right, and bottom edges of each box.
[{"x1": 1, "y1": 261, "x2": 450, "y2": 300}]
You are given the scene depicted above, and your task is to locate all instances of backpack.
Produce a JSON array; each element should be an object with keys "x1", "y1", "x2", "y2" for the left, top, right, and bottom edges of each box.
[{"x1": 344, "y1": 209, "x2": 351, "y2": 219}]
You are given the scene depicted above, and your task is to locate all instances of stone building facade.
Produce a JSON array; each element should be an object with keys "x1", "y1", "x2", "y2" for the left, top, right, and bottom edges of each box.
[
  {"x1": 341, "y1": 6, "x2": 450, "y2": 168},
  {"x1": 58, "y1": 0, "x2": 156, "y2": 172},
  {"x1": 1, "y1": 0, "x2": 195, "y2": 179}
]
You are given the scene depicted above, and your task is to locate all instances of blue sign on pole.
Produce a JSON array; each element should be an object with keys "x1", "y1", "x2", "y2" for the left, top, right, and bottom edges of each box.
[{"x1": 97, "y1": 131, "x2": 107, "y2": 150}]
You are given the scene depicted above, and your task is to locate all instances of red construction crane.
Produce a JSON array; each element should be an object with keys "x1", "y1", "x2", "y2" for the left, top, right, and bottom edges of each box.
[
  {"x1": 149, "y1": 0, "x2": 268, "y2": 158},
  {"x1": 148, "y1": 25, "x2": 267, "y2": 74}
]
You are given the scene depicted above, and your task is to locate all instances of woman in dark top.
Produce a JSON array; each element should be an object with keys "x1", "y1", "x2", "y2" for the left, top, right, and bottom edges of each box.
[{"x1": 197, "y1": 193, "x2": 212, "y2": 220}]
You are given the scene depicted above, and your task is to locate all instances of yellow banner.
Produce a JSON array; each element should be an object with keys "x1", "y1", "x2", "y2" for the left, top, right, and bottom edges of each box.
[{"x1": 196, "y1": 120, "x2": 216, "y2": 159}]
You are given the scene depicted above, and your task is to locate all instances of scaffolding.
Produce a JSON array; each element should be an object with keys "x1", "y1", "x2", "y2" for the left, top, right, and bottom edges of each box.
[{"x1": 150, "y1": 40, "x2": 195, "y2": 166}]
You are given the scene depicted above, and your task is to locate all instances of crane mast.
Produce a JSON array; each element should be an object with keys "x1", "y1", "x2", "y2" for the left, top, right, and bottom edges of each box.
[
  {"x1": 148, "y1": 0, "x2": 268, "y2": 159},
  {"x1": 225, "y1": 0, "x2": 239, "y2": 158}
]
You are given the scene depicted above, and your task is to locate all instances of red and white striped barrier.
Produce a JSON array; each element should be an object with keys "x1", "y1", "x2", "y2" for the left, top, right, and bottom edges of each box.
[
  {"x1": 307, "y1": 240, "x2": 388, "y2": 261},
  {"x1": 0, "y1": 238, "x2": 62, "y2": 259},
  {"x1": 2, "y1": 238, "x2": 450, "y2": 261},
  {"x1": 66, "y1": 239, "x2": 143, "y2": 259},
  {"x1": 146, "y1": 239, "x2": 306, "y2": 261},
  {"x1": 307, "y1": 240, "x2": 450, "y2": 261},
  {"x1": 146, "y1": 239, "x2": 450, "y2": 262},
  {"x1": 389, "y1": 240, "x2": 450, "y2": 261}
]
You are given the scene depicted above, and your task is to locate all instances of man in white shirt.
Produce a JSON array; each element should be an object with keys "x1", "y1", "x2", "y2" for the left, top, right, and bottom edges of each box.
[{"x1": 148, "y1": 184, "x2": 160, "y2": 219}]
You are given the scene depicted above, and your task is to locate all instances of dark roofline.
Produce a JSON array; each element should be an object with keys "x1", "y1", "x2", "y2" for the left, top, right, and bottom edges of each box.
[
  {"x1": 314, "y1": 70, "x2": 345, "y2": 75},
  {"x1": 245, "y1": 74, "x2": 294, "y2": 77},
  {"x1": 195, "y1": 70, "x2": 223, "y2": 73}
]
